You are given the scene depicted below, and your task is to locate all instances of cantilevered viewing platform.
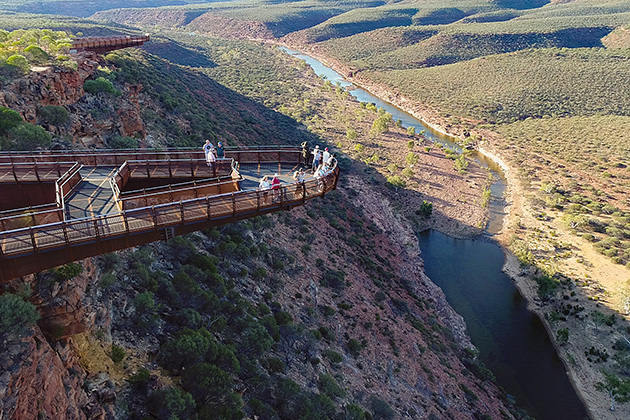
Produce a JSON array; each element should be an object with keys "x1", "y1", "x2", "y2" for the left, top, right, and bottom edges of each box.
[
  {"x1": 71, "y1": 35, "x2": 150, "y2": 54},
  {"x1": 0, "y1": 146, "x2": 339, "y2": 282}
]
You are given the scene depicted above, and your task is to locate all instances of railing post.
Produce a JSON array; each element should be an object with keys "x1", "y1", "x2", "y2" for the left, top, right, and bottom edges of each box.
[
  {"x1": 257, "y1": 190, "x2": 261, "y2": 211},
  {"x1": 206, "y1": 197, "x2": 212, "y2": 221},
  {"x1": 146, "y1": 160, "x2": 150, "y2": 178},
  {"x1": 123, "y1": 212, "x2": 130, "y2": 235},
  {"x1": 29, "y1": 228, "x2": 38, "y2": 253},
  {"x1": 93, "y1": 219, "x2": 100, "y2": 240},
  {"x1": 232, "y1": 193, "x2": 236, "y2": 217},
  {"x1": 180, "y1": 200, "x2": 185, "y2": 225},
  {"x1": 12, "y1": 164, "x2": 18, "y2": 182},
  {"x1": 63, "y1": 223, "x2": 69, "y2": 245},
  {"x1": 302, "y1": 182, "x2": 306, "y2": 203},
  {"x1": 168, "y1": 159, "x2": 173, "y2": 179},
  {"x1": 152, "y1": 206, "x2": 158, "y2": 230}
]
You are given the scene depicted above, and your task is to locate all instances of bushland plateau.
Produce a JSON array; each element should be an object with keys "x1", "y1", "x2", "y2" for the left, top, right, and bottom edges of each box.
[{"x1": 2, "y1": 0, "x2": 630, "y2": 418}]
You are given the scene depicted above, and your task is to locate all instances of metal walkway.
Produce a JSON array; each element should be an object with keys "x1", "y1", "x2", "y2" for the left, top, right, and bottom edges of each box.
[
  {"x1": 0, "y1": 147, "x2": 339, "y2": 282},
  {"x1": 65, "y1": 167, "x2": 118, "y2": 220}
]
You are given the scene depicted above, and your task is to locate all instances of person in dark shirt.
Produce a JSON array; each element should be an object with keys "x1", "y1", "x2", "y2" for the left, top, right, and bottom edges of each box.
[{"x1": 216, "y1": 141, "x2": 225, "y2": 159}]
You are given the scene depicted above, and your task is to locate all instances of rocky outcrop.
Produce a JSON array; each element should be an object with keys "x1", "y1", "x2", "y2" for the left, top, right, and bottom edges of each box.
[
  {"x1": 0, "y1": 329, "x2": 88, "y2": 420},
  {"x1": 0, "y1": 54, "x2": 100, "y2": 125},
  {"x1": 116, "y1": 84, "x2": 145, "y2": 139}
]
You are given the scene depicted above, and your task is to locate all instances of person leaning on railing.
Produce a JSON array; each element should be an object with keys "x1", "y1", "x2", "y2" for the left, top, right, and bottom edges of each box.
[
  {"x1": 292, "y1": 168, "x2": 306, "y2": 199},
  {"x1": 206, "y1": 146, "x2": 217, "y2": 176}
]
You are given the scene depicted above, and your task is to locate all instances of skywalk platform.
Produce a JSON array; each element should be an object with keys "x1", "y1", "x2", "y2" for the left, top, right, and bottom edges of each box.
[{"x1": 0, "y1": 146, "x2": 339, "y2": 282}]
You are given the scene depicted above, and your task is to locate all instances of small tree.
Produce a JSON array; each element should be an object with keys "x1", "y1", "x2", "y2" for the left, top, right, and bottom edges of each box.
[
  {"x1": 0, "y1": 106, "x2": 23, "y2": 135},
  {"x1": 24, "y1": 45, "x2": 48, "y2": 65},
  {"x1": 406, "y1": 126, "x2": 415, "y2": 137},
  {"x1": 454, "y1": 154, "x2": 468, "y2": 173},
  {"x1": 6, "y1": 123, "x2": 51, "y2": 150},
  {"x1": 6, "y1": 54, "x2": 29, "y2": 74},
  {"x1": 111, "y1": 344, "x2": 126, "y2": 363},
  {"x1": 415, "y1": 200, "x2": 433, "y2": 218},
  {"x1": 38, "y1": 105, "x2": 69, "y2": 125},
  {"x1": 407, "y1": 140, "x2": 415, "y2": 150},
  {"x1": 405, "y1": 152, "x2": 418, "y2": 166},
  {"x1": 596, "y1": 372, "x2": 630, "y2": 411},
  {"x1": 0, "y1": 293, "x2": 40, "y2": 337},
  {"x1": 556, "y1": 328, "x2": 569, "y2": 345}
]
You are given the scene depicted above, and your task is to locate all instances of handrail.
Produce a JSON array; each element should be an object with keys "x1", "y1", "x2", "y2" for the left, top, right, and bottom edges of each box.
[{"x1": 0, "y1": 163, "x2": 339, "y2": 257}]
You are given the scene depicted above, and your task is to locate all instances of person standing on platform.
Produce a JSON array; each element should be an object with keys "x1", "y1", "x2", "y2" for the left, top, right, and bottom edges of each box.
[
  {"x1": 206, "y1": 145, "x2": 217, "y2": 176},
  {"x1": 322, "y1": 147, "x2": 330, "y2": 167},
  {"x1": 259, "y1": 175, "x2": 270, "y2": 204},
  {"x1": 216, "y1": 141, "x2": 225, "y2": 159},
  {"x1": 312, "y1": 145, "x2": 322, "y2": 173},
  {"x1": 203, "y1": 139, "x2": 214, "y2": 160},
  {"x1": 293, "y1": 167, "x2": 306, "y2": 199},
  {"x1": 301, "y1": 140, "x2": 310, "y2": 165},
  {"x1": 271, "y1": 173, "x2": 281, "y2": 202}
]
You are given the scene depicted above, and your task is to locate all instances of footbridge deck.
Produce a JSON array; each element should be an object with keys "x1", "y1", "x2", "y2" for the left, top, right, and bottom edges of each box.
[{"x1": 0, "y1": 146, "x2": 339, "y2": 281}]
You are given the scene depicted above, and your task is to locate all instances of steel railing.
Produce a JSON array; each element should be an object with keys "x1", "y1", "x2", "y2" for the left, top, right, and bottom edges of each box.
[
  {"x1": 0, "y1": 148, "x2": 337, "y2": 259},
  {"x1": 0, "y1": 166, "x2": 339, "y2": 258}
]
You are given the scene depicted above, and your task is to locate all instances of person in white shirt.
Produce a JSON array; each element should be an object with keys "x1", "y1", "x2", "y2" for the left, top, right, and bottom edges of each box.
[
  {"x1": 259, "y1": 175, "x2": 270, "y2": 204},
  {"x1": 322, "y1": 147, "x2": 330, "y2": 166},
  {"x1": 293, "y1": 168, "x2": 306, "y2": 199},
  {"x1": 202, "y1": 139, "x2": 213, "y2": 159}
]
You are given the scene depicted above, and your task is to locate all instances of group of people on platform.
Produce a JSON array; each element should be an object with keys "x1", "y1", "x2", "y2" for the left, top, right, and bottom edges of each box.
[
  {"x1": 202, "y1": 139, "x2": 334, "y2": 202},
  {"x1": 255, "y1": 143, "x2": 335, "y2": 204},
  {"x1": 301, "y1": 141, "x2": 335, "y2": 173},
  {"x1": 203, "y1": 140, "x2": 225, "y2": 173}
]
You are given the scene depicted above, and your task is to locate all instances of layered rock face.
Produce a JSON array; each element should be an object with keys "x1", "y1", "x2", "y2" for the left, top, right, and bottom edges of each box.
[
  {"x1": 0, "y1": 329, "x2": 88, "y2": 420},
  {"x1": 0, "y1": 53, "x2": 145, "y2": 146}
]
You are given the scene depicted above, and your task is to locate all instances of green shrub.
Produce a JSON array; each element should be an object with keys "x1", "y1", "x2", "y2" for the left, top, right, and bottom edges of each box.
[
  {"x1": 415, "y1": 200, "x2": 433, "y2": 218},
  {"x1": 24, "y1": 45, "x2": 48, "y2": 64},
  {"x1": 318, "y1": 374, "x2": 346, "y2": 399},
  {"x1": 321, "y1": 269, "x2": 346, "y2": 290},
  {"x1": 111, "y1": 344, "x2": 126, "y2": 363},
  {"x1": 405, "y1": 152, "x2": 419, "y2": 166},
  {"x1": 346, "y1": 404, "x2": 367, "y2": 420},
  {"x1": 128, "y1": 367, "x2": 151, "y2": 389},
  {"x1": 38, "y1": 105, "x2": 69, "y2": 125},
  {"x1": 83, "y1": 77, "x2": 119, "y2": 95},
  {"x1": 109, "y1": 135, "x2": 138, "y2": 149},
  {"x1": 370, "y1": 396, "x2": 395, "y2": 420},
  {"x1": 386, "y1": 175, "x2": 406, "y2": 188},
  {"x1": 148, "y1": 387, "x2": 196, "y2": 420},
  {"x1": 323, "y1": 349, "x2": 343, "y2": 363},
  {"x1": 0, "y1": 293, "x2": 40, "y2": 336},
  {"x1": 0, "y1": 106, "x2": 23, "y2": 135},
  {"x1": 99, "y1": 272, "x2": 116, "y2": 289},
  {"x1": 534, "y1": 275, "x2": 559, "y2": 300},
  {"x1": 6, "y1": 54, "x2": 29, "y2": 74},
  {"x1": 347, "y1": 338, "x2": 363, "y2": 357},
  {"x1": 52, "y1": 263, "x2": 83, "y2": 282},
  {"x1": 556, "y1": 327, "x2": 569, "y2": 345},
  {"x1": 262, "y1": 357, "x2": 285, "y2": 373},
  {"x1": 5, "y1": 123, "x2": 51, "y2": 150}
]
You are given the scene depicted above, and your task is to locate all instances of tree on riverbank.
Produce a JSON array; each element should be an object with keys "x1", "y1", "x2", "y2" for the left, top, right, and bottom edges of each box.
[{"x1": 596, "y1": 372, "x2": 630, "y2": 411}]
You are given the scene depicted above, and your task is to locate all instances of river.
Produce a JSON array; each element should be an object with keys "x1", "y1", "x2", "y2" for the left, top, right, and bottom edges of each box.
[{"x1": 281, "y1": 47, "x2": 589, "y2": 420}]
